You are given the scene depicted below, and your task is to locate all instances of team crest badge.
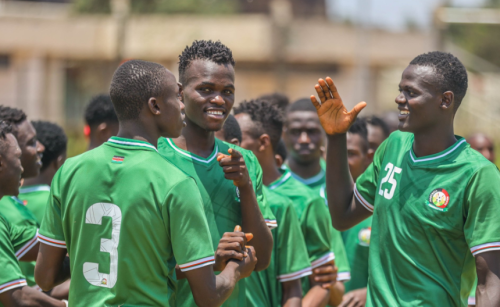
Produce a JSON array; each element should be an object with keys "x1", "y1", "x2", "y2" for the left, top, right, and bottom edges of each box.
[
  {"x1": 101, "y1": 278, "x2": 107, "y2": 285},
  {"x1": 427, "y1": 188, "x2": 450, "y2": 212},
  {"x1": 358, "y1": 227, "x2": 371, "y2": 246}
]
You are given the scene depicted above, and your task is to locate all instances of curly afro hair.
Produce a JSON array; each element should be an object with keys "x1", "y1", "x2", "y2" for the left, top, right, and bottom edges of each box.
[
  {"x1": 178, "y1": 40, "x2": 235, "y2": 84},
  {"x1": 221, "y1": 114, "x2": 242, "y2": 143},
  {"x1": 259, "y1": 93, "x2": 290, "y2": 111},
  {"x1": 409, "y1": 51, "x2": 468, "y2": 108},
  {"x1": 32, "y1": 121, "x2": 67, "y2": 171},
  {"x1": 0, "y1": 106, "x2": 27, "y2": 137},
  {"x1": 233, "y1": 98, "x2": 284, "y2": 151},
  {"x1": 110, "y1": 60, "x2": 169, "y2": 121},
  {"x1": 84, "y1": 94, "x2": 118, "y2": 128}
]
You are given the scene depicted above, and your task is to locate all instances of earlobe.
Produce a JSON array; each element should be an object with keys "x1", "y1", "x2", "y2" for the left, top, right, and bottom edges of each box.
[{"x1": 441, "y1": 91, "x2": 454, "y2": 109}]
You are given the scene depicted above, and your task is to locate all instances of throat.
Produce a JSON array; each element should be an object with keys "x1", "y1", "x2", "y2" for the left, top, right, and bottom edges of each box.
[
  {"x1": 176, "y1": 121, "x2": 216, "y2": 158},
  {"x1": 287, "y1": 158, "x2": 322, "y2": 180}
]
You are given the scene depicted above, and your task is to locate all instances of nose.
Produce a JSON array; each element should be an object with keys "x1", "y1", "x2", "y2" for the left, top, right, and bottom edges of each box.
[
  {"x1": 37, "y1": 140, "x2": 45, "y2": 154},
  {"x1": 298, "y1": 131, "x2": 310, "y2": 144},
  {"x1": 395, "y1": 92, "x2": 406, "y2": 105},
  {"x1": 211, "y1": 95, "x2": 225, "y2": 106}
]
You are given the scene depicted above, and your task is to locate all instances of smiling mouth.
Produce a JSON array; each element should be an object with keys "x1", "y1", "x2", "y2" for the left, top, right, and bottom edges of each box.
[
  {"x1": 400, "y1": 110, "x2": 409, "y2": 115},
  {"x1": 206, "y1": 110, "x2": 224, "y2": 116}
]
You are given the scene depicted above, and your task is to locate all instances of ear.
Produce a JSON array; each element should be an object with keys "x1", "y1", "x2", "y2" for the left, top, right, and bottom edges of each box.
[
  {"x1": 55, "y1": 154, "x2": 65, "y2": 169},
  {"x1": 97, "y1": 122, "x2": 108, "y2": 133},
  {"x1": 367, "y1": 149, "x2": 375, "y2": 164},
  {"x1": 147, "y1": 97, "x2": 161, "y2": 115},
  {"x1": 275, "y1": 154, "x2": 284, "y2": 168},
  {"x1": 229, "y1": 138, "x2": 240, "y2": 146},
  {"x1": 259, "y1": 134, "x2": 271, "y2": 152},
  {"x1": 441, "y1": 91, "x2": 454, "y2": 109},
  {"x1": 177, "y1": 82, "x2": 184, "y2": 102}
]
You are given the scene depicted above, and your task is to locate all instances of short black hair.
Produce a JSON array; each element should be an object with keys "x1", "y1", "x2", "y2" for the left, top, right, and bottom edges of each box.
[
  {"x1": 409, "y1": 51, "x2": 468, "y2": 108},
  {"x1": 31, "y1": 121, "x2": 67, "y2": 171},
  {"x1": 234, "y1": 99, "x2": 284, "y2": 150},
  {"x1": 110, "y1": 59, "x2": 169, "y2": 121},
  {"x1": 348, "y1": 118, "x2": 369, "y2": 153},
  {"x1": 84, "y1": 94, "x2": 118, "y2": 128},
  {"x1": 0, "y1": 106, "x2": 27, "y2": 138},
  {"x1": 259, "y1": 93, "x2": 290, "y2": 111},
  {"x1": 221, "y1": 114, "x2": 242, "y2": 143},
  {"x1": 365, "y1": 115, "x2": 390, "y2": 138},
  {"x1": 275, "y1": 138, "x2": 287, "y2": 162},
  {"x1": 178, "y1": 40, "x2": 235, "y2": 84},
  {"x1": 287, "y1": 98, "x2": 317, "y2": 113}
]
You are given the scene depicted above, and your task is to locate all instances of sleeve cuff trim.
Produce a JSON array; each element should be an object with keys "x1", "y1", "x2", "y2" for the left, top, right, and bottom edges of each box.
[
  {"x1": 354, "y1": 184, "x2": 374, "y2": 212},
  {"x1": 37, "y1": 234, "x2": 66, "y2": 248},
  {"x1": 179, "y1": 256, "x2": 215, "y2": 272},
  {"x1": 0, "y1": 279, "x2": 27, "y2": 293},
  {"x1": 311, "y1": 252, "x2": 335, "y2": 269},
  {"x1": 470, "y1": 242, "x2": 500, "y2": 256},
  {"x1": 16, "y1": 230, "x2": 39, "y2": 259},
  {"x1": 337, "y1": 271, "x2": 351, "y2": 281},
  {"x1": 265, "y1": 219, "x2": 278, "y2": 229},
  {"x1": 468, "y1": 296, "x2": 475, "y2": 305},
  {"x1": 278, "y1": 267, "x2": 313, "y2": 282}
]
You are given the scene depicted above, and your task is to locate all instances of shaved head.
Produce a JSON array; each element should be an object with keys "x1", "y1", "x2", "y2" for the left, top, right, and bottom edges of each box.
[{"x1": 467, "y1": 133, "x2": 495, "y2": 163}]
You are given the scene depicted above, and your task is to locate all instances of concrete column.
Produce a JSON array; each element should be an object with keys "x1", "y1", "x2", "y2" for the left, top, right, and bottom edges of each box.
[
  {"x1": 16, "y1": 54, "x2": 46, "y2": 120},
  {"x1": 45, "y1": 58, "x2": 65, "y2": 124}
]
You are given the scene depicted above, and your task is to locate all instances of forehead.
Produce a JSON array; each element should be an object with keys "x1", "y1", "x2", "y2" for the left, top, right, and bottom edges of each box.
[
  {"x1": 163, "y1": 70, "x2": 178, "y2": 93},
  {"x1": 470, "y1": 135, "x2": 493, "y2": 148},
  {"x1": 15, "y1": 120, "x2": 35, "y2": 141},
  {"x1": 286, "y1": 111, "x2": 320, "y2": 128},
  {"x1": 400, "y1": 65, "x2": 439, "y2": 90},
  {"x1": 234, "y1": 113, "x2": 256, "y2": 134},
  {"x1": 4, "y1": 133, "x2": 20, "y2": 153},
  {"x1": 346, "y1": 132, "x2": 365, "y2": 149},
  {"x1": 183, "y1": 59, "x2": 235, "y2": 86}
]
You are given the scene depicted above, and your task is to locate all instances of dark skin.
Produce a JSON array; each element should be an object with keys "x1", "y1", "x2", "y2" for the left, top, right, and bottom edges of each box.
[
  {"x1": 15, "y1": 120, "x2": 45, "y2": 179},
  {"x1": 312, "y1": 66, "x2": 500, "y2": 307},
  {"x1": 173, "y1": 59, "x2": 273, "y2": 271},
  {"x1": 87, "y1": 121, "x2": 119, "y2": 151},
  {"x1": 23, "y1": 151, "x2": 67, "y2": 187},
  {"x1": 467, "y1": 133, "x2": 495, "y2": 163},
  {"x1": 283, "y1": 111, "x2": 324, "y2": 180},
  {"x1": 35, "y1": 68, "x2": 257, "y2": 307},
  {"x1": 236, "y1": 113, "x2": 340, "y2": 307},
  {"x1": 366, "y1": 123, "x2": 385, "y2": 164},
  {"x1": 214, "y1": 129, "x2": 240, "y2": 146},
  {"x1": 0, "y1": 134, "x2": 64, "y2": 307}
]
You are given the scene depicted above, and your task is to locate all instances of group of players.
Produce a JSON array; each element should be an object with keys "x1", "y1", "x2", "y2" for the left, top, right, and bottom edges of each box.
[{"x1": 0, "y1": 39, "x2": 499, "y2": 307}]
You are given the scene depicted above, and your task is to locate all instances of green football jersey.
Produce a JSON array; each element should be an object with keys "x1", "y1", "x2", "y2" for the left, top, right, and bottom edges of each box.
[
  {"x1": 158, "y1": 137, "x2": 276, "y2": 307},
  {"x1": 288, "y1": 165, "x2": 351, "y2": 282},
  {"x1": 355, "y1": 131, "x2": 500, "y2": 307},
  {"x1": 0, "y1": 214, "x2": 38, "y2": 303},
  {"x1": 341, "y1": 216, "x2": 372, "y2": 292},
  {"x1": 39, "y1": 137, "x2": 215, "y2": 307},
  {"x1": 19, "y1": 185, "x2": 51, "y2": 223},
  {"x1": 246, "y1": 186, "x2": 312, "y2": 307}
]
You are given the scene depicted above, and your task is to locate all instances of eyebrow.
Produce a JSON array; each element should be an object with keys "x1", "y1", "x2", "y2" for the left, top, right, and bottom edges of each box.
[{"x1": 200, "y1": 81, "x2": 235, "y2": 89}]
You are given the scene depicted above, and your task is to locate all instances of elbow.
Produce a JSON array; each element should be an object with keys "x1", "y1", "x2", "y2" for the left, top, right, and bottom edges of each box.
[
  {"x1": 34, "y1": 270, "x2": 55, "y2": 292},
  {"x1": 330, "y1": 217, "x2": 350, "y2": 232},
  {"x1": 193, "y1": 296, "x2": 219, "y2": 307},
  {"x1": 253, "y1": 256, "x2": 270, "y2": 272}
]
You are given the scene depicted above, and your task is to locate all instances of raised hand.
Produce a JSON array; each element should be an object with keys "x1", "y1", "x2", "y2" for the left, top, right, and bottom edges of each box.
[
  {"x1": 310, "y1": 77, "x2": 367, "y2": 135},
  {"x1": 217, "y1": 148, "x2": 251, "y2": 188}
]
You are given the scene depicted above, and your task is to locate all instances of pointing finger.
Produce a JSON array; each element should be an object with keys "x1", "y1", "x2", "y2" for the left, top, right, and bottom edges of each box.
[{"x1": 228, "y1": 148, "x2": 242, "y2": 159}]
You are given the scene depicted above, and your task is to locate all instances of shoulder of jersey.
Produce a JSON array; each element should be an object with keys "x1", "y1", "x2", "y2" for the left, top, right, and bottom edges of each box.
[
  {"x1": 265, "y1": 187, "x2": 294, "y2": 210},
  {"x1": 220, "y1": 141, "x2": 259, "y2": 165}
]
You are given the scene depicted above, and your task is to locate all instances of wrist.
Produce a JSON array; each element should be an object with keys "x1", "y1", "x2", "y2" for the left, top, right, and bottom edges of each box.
[
  {"x1": 224, "y1": 260, "x2": 242, "y2": 282},
  {"x1": 236, "y1": 180, "x2": 253, "y2": 191}
]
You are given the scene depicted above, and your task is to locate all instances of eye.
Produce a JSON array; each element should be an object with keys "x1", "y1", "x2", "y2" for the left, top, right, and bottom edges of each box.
[{"x1": 223, "y1": 89, "x2": 233, "y2": 95}]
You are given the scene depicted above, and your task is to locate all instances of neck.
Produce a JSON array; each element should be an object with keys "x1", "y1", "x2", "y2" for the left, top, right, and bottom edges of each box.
[
  {"x1": 23, "y1": 170, "x2": 53, "y2": 187},
  {"x1": 287, "y1": 157, "x2": 322, "y2": 179},
  {"x1": 259, "y1": 155, "x2": 283, "y2": 186},
  {"x1": 412, "y1": 125, "x2": 457, "y2": 157},
  {"x1": 117, "y1": 121, "x2": 159, "y2": 148},
  {"x1": 173, "y1": 117, "x2": 215, "y2": 158}
]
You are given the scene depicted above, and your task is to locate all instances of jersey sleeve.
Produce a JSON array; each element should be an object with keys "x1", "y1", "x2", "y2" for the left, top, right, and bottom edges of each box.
[
  {"x1": 464, "y1": 164, "x2": 500, "y2": 256},
  {"x1": 250, "y1": 153, "x2": 277, "y2": 229},
  {"x1": 38, "y1": 169, "x2": 66, "y2": 249},
  {"x1": 301, "y1": 197, "x2": 335, "y2": 268},
  {"x1": 276, "y1": 201, "x2": 312, "y2": 282},
  {"x1": 166, "y1": 177, "x2": 216, "y2": 272},
  {"x1": 354, "y1": 136, "x2": 389, "y2": 213},
  {"x1": 0, "y1": 215, "x2": 28, "y2": 294},
  {"x1": 330, "y1": 228, "x2": 351, "y2": 282},
  {"x1": 9, "y1": 222, "x2": 38, "y2": 260}
]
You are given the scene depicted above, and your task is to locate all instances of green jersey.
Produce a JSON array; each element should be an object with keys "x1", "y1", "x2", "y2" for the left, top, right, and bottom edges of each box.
[
  {"x1": 39, "y1": 137, "x2": 215, "y2": 307},
  {"x1": 287, "y1": 165, "x2": 351, "y2": 282},
  {"x1": 19, "y1": 185, "x2": 51, "y2": 223},
  {"x1": 158, "y1": 137, "x2": 276, "y2": 307},
  {"x1": 355, "y1": 131, "x2": 500, "y2": 307},
  {"x1": 0, "y1": 214, "x2": 38, "y2": 303},
  {"x1": 341, "y1": 216, "x2": 372, "y2": 292},
  {"x1": 246, "y1": 187, "x2": 312, "y2": 307}
]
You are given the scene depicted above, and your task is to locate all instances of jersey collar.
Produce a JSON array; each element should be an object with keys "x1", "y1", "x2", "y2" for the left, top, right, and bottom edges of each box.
[
  {"x1": 289, "y1": 169, "x2": 325, "y2": 185},
  {"x1": 19, "y1": 185, "x2": 50, "y2": 194},
  {"x1": 107, "y1": 137, "x2": 157, "y2": 152},
  {"x1": 408, "y1": 137, "x2": 467, "y2": 166},
  {"x1": 267, "y1": 170, "x2": 292, "y2": 190},
  {"x1": 164, "y1": 137, "x2": 219, "y2": 164}
]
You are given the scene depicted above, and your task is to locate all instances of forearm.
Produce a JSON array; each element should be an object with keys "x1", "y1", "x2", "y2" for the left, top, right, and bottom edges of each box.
[
  {"x1": 328, "y1": 281, "x2": 345, "y2": 306},
  {"x1": 281, "y1": 279, "x2": 302, "y2": 307},
  {"x1": 476, "y1": 251, "x2": 500, "y2": 307},
  {"x1": 303, "y1": 285, "x2": 330, "y2": 307},
  {"x1": 239, "y1": 184, "x2": 273, "y2": 271},
  {"x1": 7, "y1": 286, "x2": 65, "y2": 307},
  {"x1": 47, "y1": 280, "x2": 70, "y2": 300}
]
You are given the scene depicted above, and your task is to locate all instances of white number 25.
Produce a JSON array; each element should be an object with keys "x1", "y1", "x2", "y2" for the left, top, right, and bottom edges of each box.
[
  {"x1": 83, "y1": 203, "x2": 122, "y2": 288},
  {"x1": 378, "y1": 163, "x2": 402, "y2": 200}
]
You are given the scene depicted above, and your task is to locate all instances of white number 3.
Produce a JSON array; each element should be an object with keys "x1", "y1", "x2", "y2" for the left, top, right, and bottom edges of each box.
[
  {"x1": 83, "y1": 203, "x2": 122, "y2": 288},
  {"x1": 378, "y1": 163, "x2": 402, "y2": 200}
]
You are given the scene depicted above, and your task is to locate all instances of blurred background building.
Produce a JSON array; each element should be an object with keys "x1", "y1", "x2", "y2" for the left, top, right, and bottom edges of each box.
[{"x1": 0, "y1": 0, "x2": 499, "y2": 156}]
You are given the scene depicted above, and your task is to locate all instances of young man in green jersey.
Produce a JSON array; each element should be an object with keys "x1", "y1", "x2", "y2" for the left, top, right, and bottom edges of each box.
[
  {"x1": 282, "y1": 99, "x2": 352, "y2": 285},
  {"x1": 0, "y1": 121, "x2": 67, "y2": 307},
  {"x1": 157, "y1": 40, "x2": 275, "y2": 307},
  {"x1": 235, "y1": 99, "x2": 345, "y2": 307},
  {"x1": 338, "y1": 118, "x2": 374, "y2": 307},
  {"x1": 312, "y1": 51, "x2": 500, "y2": 306},
  {"x1": 0, "y1": 107, "x2": 44, "y2": 228},
  {"x1": 35, "y1": 60, "x2": 257, "y2": 307},
  {"x1": 84, "y1": 94, "x2": 119, "y2": 151}
]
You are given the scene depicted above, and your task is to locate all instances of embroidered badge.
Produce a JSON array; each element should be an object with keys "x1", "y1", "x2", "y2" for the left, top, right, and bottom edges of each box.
[
  {"x1": 358, "y1": 227, "x2": 371, "y2": 246},
  {"x1": 427, "y1": 188, "x2": 450, "y2": 212}
]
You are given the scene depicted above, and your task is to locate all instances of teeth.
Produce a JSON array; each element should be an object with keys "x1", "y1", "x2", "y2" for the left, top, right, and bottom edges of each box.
[
  {"x1": 207, "y1": 110, "x2": 223, "y2": 115},
  {"x1": 400, "y1": 110, "x2": 409, "y2": 115}
]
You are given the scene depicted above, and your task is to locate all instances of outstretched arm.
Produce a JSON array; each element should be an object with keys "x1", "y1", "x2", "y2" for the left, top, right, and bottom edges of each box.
[
  {"x1": 475, "y1": 250, "x2": 500, "y2": 307},
  {"x1": 218, "y1": 148, "x2": 273, "y2": 271},
  {"x1": 310, "y1": 77, "x2": 371, "y2": 231}
]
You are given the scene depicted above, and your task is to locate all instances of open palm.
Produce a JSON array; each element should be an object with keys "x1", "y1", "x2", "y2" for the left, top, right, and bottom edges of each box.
[{"x1": 310, "y1": 77, "x2": 367, "y2": 135}]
